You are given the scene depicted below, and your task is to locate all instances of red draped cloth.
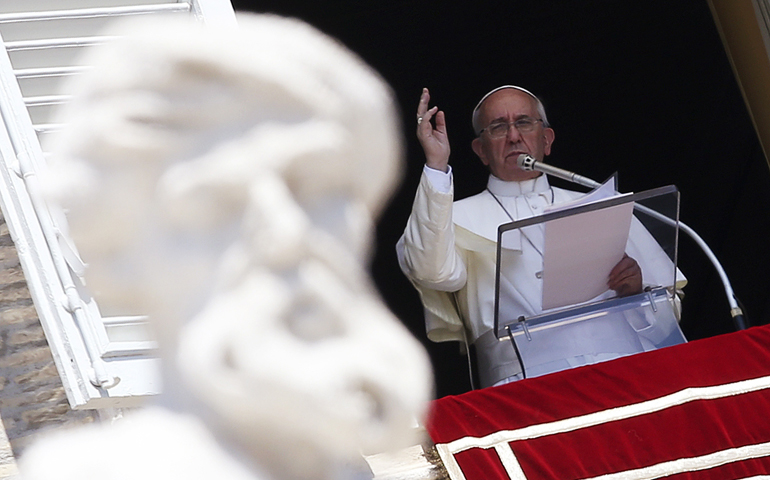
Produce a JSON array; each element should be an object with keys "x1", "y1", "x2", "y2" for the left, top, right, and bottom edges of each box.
[{"x1": 427, "y1": 325, "x2": 770, "y2": 480}]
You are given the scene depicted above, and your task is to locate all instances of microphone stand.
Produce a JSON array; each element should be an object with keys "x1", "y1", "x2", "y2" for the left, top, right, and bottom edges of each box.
[{"x1": 523, "y1": 158, "x2": 747, "y2": 330}]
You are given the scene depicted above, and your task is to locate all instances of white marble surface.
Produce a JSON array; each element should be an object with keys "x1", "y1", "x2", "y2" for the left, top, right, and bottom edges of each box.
[{"x1": 22, "y1": 14, "x2": 432, "y2": 480}]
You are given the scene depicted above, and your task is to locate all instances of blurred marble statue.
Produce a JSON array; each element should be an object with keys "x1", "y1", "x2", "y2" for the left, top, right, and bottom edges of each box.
[{"x1": 21, "y1": 14, "x2": 432, "y2": 480}]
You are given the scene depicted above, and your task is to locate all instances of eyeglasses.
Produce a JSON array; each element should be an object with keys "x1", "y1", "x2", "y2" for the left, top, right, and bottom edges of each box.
[{"x1": 480, "y1": 117, "x2": 543, "y2": 138}]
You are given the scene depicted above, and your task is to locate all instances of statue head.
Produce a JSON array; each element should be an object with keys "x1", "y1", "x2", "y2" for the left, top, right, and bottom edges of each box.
[{"x1": 44, "y1": 14, "x2": 432, "y2": 479}]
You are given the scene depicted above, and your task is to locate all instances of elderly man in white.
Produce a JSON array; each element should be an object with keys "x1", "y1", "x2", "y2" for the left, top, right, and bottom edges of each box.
[{"x1": 398, "y1": 86, "x2": 681, "y2": 388}]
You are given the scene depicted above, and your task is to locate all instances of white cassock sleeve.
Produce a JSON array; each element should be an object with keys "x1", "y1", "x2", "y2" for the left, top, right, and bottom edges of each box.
[{"x1": 396, "y1": 166, "x2": 468, "y2": 343}]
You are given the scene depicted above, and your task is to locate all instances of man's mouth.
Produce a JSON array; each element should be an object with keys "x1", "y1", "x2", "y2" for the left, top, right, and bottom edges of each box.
[{"x1": 506, "y1": 151, "x2": 527, "y2": 160}]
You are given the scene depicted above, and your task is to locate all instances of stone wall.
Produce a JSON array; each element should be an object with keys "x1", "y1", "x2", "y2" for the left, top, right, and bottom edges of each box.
[{"x1": 0, "y1": 212, "x2": 98, "y2": 459}]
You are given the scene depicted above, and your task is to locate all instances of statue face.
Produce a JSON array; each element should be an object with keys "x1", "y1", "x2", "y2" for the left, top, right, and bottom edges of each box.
[{"x1": 58, "y1": 123, "x2": 430, "y2": 476}]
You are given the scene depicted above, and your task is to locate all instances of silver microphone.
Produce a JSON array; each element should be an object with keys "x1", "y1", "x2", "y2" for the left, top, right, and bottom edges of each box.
[{"x1": 516, "y1": 154, "x2": 600, "y2": 189}]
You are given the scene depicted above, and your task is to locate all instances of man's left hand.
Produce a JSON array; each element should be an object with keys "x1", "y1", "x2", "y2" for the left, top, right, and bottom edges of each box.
[{"x1": 608, "y1": 254, "x2": 643, "y2": 297}]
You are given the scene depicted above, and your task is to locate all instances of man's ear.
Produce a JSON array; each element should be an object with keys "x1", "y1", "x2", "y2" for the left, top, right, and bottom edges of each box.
[
  {"x1": 543, "y1": 128, "x2": 555, "y2": 156},
  {"x1": 471, "y1": 137, "x2": 489, "y2": 166}
]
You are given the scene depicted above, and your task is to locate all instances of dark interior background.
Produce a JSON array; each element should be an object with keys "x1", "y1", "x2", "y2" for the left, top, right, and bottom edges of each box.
[{"x1": 231, "y1": 0, "x2": 770, "y2": 397}]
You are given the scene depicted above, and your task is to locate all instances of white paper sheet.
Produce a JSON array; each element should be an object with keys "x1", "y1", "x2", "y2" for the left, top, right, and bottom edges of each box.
[
  {"x1": 544, "y1": 174, "x2": 619, "y2": 213},
  {"x1": 541, "y1": 179, "x2": 635, "y2": 310}
]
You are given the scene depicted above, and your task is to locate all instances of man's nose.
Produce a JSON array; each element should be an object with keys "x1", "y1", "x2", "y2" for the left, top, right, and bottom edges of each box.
[{"x1": 506, "y1": 123, "x2": 521, "y2": 142}]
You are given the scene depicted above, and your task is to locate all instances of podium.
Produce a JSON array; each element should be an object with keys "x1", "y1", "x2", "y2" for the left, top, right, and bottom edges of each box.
[
  {"x1": 428, "y1": 325, "x2": 770, "y2": 480},
  {"x1": 493, "y1": 185, "x2": 687, "y2": 380}
]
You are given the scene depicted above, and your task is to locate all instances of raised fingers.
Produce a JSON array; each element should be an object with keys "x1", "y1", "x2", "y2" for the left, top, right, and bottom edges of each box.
[
  {"x1": 416, "y1": 87, "x2": 431, "y2": 118},
  {"x1": 417, "y1": 90, "x2": 439, "y2": 131}
]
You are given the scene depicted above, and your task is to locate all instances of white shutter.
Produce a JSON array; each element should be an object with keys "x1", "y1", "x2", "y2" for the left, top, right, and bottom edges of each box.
[{"x1": 0, "y1": 0, "x2": 236, "y2": 409}]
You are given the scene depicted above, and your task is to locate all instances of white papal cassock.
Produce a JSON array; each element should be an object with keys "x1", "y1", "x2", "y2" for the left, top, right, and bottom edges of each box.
[{"x1": 397, "y1": 166, "x2": 684, "y2": 387}]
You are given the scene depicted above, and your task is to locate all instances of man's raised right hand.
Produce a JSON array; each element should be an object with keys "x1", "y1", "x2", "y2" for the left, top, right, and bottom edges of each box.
[{"x1": 416, "y1": 88, "x2": 451, "y2": 172}]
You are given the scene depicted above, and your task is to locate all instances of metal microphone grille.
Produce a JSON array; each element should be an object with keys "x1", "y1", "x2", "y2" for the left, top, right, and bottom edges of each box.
[{"x1": 516, "y1": 154, "x2": 536, "y2": 171}]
